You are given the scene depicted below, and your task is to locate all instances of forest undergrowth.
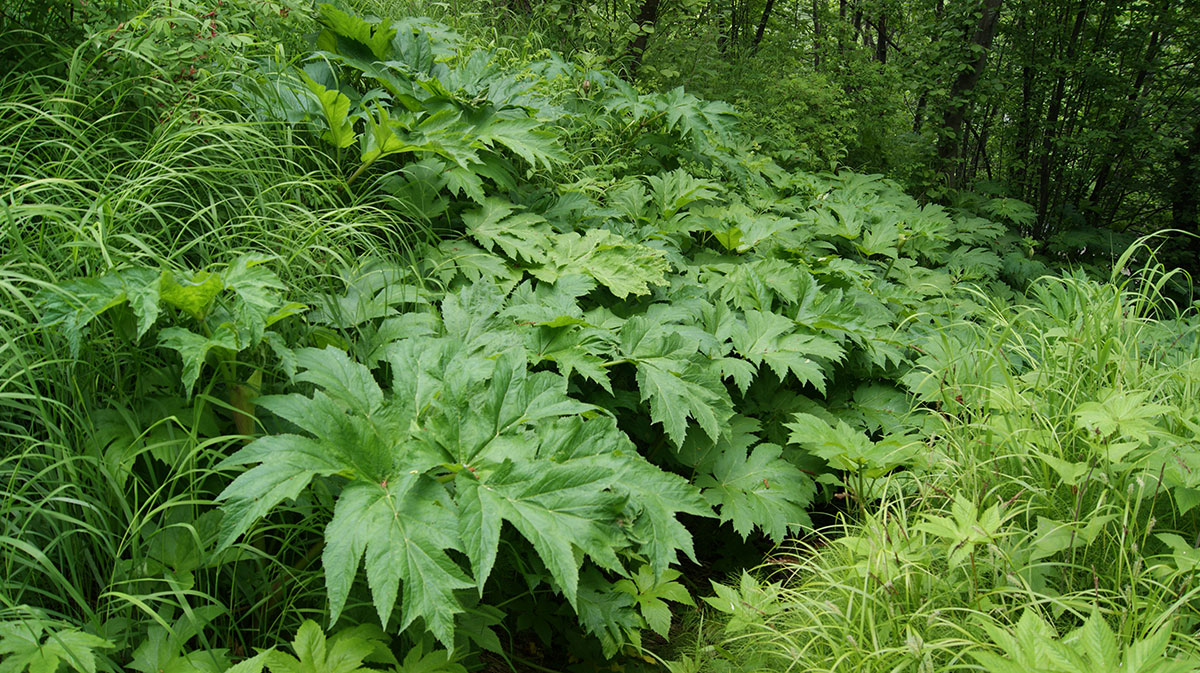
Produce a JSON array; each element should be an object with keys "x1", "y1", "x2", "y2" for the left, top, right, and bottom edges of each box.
[{"x1": 1, "y1": 2, "x2": 1198, "y2": 672}]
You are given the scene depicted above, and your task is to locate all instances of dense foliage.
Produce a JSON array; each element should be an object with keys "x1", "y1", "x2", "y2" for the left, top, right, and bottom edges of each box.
[
  {"x1": 425, "y1": 0, "x2": 1199, "y2": 269},
  {"x1": 1, "y1": 1, "x2": 1198, "y2": 672},
  {"x1": 681, "y1": 247, "x2": 1200, "y2": 672}
]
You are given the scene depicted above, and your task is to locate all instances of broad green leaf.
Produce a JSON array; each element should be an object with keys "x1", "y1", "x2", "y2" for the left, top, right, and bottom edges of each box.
[
  {"x1": 456, "y1": 459, "x2": 622, "y2": 607},
  {"x1": 523, "y1": 326, "x2": 612, "y2": 392},
  {"x1": 620, "y1": 317, "x2": 734, "y2": 447},
  {"x1": 728, "y1": 211, "x2": 800, "y2": 251},
  {"x1": 0, "y1": 623, "x2": 112, "y2": 673},
  {"x1": 159, "y1": 269, "x2": 223, "y2": 322},
  {"x1": 855, "y1": 219, "x2": 900, "y2": 258},
  {"x1": 224, "y1": 650, "x2": 273, "y2": 673},
  {"x1": 216, "y1": 435, "x2": 347, "y2": 550},
  {"x1": 575, "y1": 568, "x2": 641, "y2": 658},
  {"x1": 701, "y1": 572, "x2": 782, "y2": 635},
  {"x1": 1037, "y1": 453, "x2": 1091, "y2": 487},
  {"x1": 1157, "y1": 533, "x2": 1200, "y2": 573},
  {"x1": 446, "y1": 166, "x2": 485, "y2": 203},
  {"x1": 158, "y1": 325, "x2": 239, "y2": 396},
  {"x1": 434, "y1": 240, "x2": 520, "y2": 286},
  {"x1": 323, "y1": 476, "x2": 471, "y2": 647},
  {"x1": 1073, "y1": 389, "x2": 1172, "y2": 445},
  {"x1": 463, "y1": 198, "x2": 552, "y2": 264},
  {"x1": 1070, "y1": 612, "x2": 1120, "y2": 670},
  {"x1": 39, "y1": 272, "x2": 138, "y2": 357},
  {"x1": 700, "y1": 263, "x2": 779, "y2": 312},
  {"x1": 293, "y1": 346, "x2": 385, "y2": 415},
  {"x1": 393, "y1": 643, "x2": 467, "y2": 673},
  {"x1": 617, "y1": 458, "x2": 710, "y2": 573},
  {"x1": 360, "y1": 104, "x2": 416, "y2": 165},
  {"x1": 121, "y1": 268, "x2": 163, "y2": 339},
  {"x1": 915, "y1": 494, "x2": 1008, "y2": 569},
  {"x1": 732, "y1": 310, "x2": 841, "y2": 391},
  {"x1": 656, "y1": 87, "x2": 737, "y2": 148},
  {"x1": 786, "y1": 413, "x2": 920, "y2": 476},
  {"x1": 298, "y1": 69, "x2": 358, "y2": 150},
  {"x1": 317, "y1": 4, "x2": 398, "y2": 60},
  {"x1": 502, "y1": 277, "x2": 593, "y2": 325},
  {"x1": 267, "y1": 620, "x2": 374, "y2": 673},
  {"x1": 846, "y1": 384, "x2": 912, "y2": 434},
  {"x1": 1122, "y1": 625, "x2": 1171, "y2": 672},
  {"x1": 535, "y1": 230, "x2": 670, "y2": 299},
  {"x1": 645, "y1": 169, "x2": 719, "y2": 221},
  {"x1": 222, "y1": 255, "x2": 285, "y2": 313},
  {"x1": 1029, "y1": 517, "x2": 1075, "y2": 561},
  {"x1": 695, "y1": 442, "x2": 815, "y2": 541},
  {"x1": 614, "y1": 566, "x2": 693, "y2": 637},
  {"x1": 423, "y1": 349, "x2": 594, "y2": 465},
  {"x1": 635, "y1": 359, "x2": 730, "y2": 448},
  {"x1": 541, "y1": 415, "x2": 711, "y2": 573},
  {"x1": 944, "y1": 245, "x2": 1002, "y2": 281},
  {"x1": 473, "y1": 114, "x2": 566, "y2": 170},
  {"x1": 127, "y1": 608, "x2": 225, "y2": 673}
]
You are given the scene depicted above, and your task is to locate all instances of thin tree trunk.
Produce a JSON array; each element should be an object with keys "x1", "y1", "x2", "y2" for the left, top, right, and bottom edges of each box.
[
  {"x1": 753, "y1": 0, "x2": 777, "y2": 48},
  {"x1": 971, "y1": 102, "x2": 998, "y2": 184},
  {"x1": 731, "y1": 0, "x2": 741, "y2": 46},
  {"x1": 936, "y1": 0, "x2": 1004, "y2": 187},
  {"x1": 912, "y1": 1, "x2": 945, "y2": 134},
  {"x1": 621, "y1": 0, "x2": 662, "y2": 79},
  {"x1": 1088, "y1": 0, "x2": 1169, "y2": 228},
  {"x1": 875, "y1": 13, "x2": 887, "y2": 63},
  {"x1": 1014, "y1": 62, "x2": 1034, "y2": 198},
  {"x1": 837, "y1": 0, "x2": 847, "y2": 54},
  {"x1": 1035, "y1": 0, "x2": 1089, "y2": 230},
  {"x1": 812, "y1": 0, "x2": 822, "y2": 68},
  {"x1": 717, "y1": 0, "x2": 727, "y2": 52}
]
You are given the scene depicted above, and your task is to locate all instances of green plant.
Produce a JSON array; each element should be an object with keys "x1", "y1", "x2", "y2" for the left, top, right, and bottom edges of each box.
[
  {"x1": 242, "y1": 6, "x2": 565, "y2": 204},
  {"x1": 972, "y1": 609, "x2": 1200, "y2": 673},
  {"x1": 663, "y1": 237, "x2": 1200, "y2": 672},
  {"x1": 915, "y1": 493, "x2": 1012, "y2": 600},
  {"x1": 0, "y1": 38, "x2": 428, "y2": 670},
  {"x1": 0, "y1": 619, "x2": 113, "y2": 673},
  {"x1": 215, "y1": 328, "x2": 712, "y2": 652},
  {"x1": 78, "y1": 0, "x2": 313, "y2": 112},
  {"x1": 19, "y1": 4, "x2": 1178, "y2": 671},
  {"x1": 36, "y1": 254, "x2": 305, "y2": 449}
]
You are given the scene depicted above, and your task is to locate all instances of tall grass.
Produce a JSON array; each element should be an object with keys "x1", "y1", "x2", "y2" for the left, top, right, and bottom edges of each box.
[
  {"x1": 0, "y1": 31, "x2": 434, "y2": 659},
  {"x1": 675, "y1": 240, "x2": 1200, "y2": 672}
]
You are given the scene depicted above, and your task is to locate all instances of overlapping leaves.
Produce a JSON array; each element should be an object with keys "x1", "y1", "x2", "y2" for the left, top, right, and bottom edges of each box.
[{"x1": 215, "y1": 315, "x2": 712, "y2": 648}]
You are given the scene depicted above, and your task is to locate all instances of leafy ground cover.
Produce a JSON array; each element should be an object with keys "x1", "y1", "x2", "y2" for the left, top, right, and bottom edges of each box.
[
  {"x1": 1, "y1": 3, "x2": 1197, "y2": 672},
  {"x1": 672, "y1": 247, "x2": 1200, "y2": 672}
]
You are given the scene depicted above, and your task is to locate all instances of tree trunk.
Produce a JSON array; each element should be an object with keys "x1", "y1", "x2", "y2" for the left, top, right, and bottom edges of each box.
[
  {"x1": 837, "y1": 0, "x2": 847, "y2": 54},
  {"x1": 731, "y1": 0, "x2": 741, "y2": 46},
  {"x1": 936, "y1": 0, "x2": 1004, "y2": 187},
  {"x1": 753, "y1": 0, "x2": 777, "y2": 48},
  {"x1": 812, "y1": 0, "x2": 822, "y2": 68},
  {"x1": 1014, "y1": 62, "x2": 1034, "y2": 198},
  {"x1": 621, "y1": 0, "x2": 662, "y2": 79},
  {"x1": 1087, "y1": 0, "x2": 1169, "y2": 228},
  {"x1": 1034, "y1": 0, "x2": 1089, "y2": 230},
  {"x1": 717, "y1": 0, "x2": 728, "y2": 52},
  {"x1": 875, "y1": 13, "x2": 887, "y2": 63},
  {"x1": 912, "y1": 0, "x2": 945, "y2": 134}
]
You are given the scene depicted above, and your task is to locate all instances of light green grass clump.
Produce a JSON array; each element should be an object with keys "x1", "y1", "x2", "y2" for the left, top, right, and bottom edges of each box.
[
  {"x1": 0, "y1": 36, "x2": 428, "y2": 653},
  {"x1": 676, "y1": 241, "x2": 1200, "y2": 673}
]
